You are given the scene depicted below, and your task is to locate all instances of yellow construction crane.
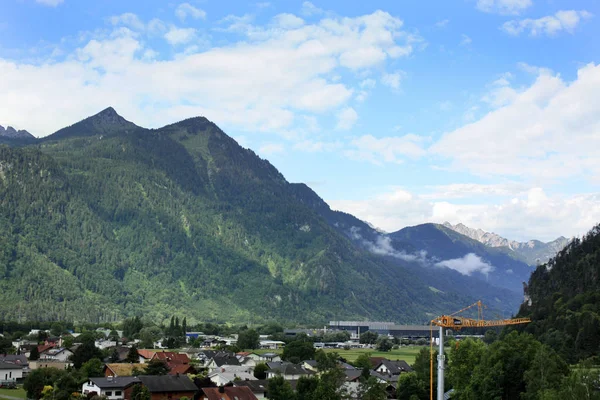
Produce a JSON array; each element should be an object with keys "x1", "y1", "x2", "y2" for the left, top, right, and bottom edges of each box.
[{"x1": 429, "y1": 301, "x2": 531, "y2": 400}]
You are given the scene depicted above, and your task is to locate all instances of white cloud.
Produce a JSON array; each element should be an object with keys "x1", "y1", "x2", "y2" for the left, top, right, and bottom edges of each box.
[
  {"x1": 109, "y1": 13, "x2": 145, "y2": 31},
  {"x1": 164, "y1": 27, "x2": 197, "y2": 45},
  {"x1": 175, "y1": 3, "x2": 207, "y2": 21},
  {"x1": 328, "y1": 187, "x2": 600, "y2": 242},
  {"x1": 256, "y1": 2, "x2": 271, "y2": 9},
  {"x1": 0, "y1": 10, "x2": 418, "y2": 139},
  {"x1": 345, "y1": 134, "x2": 427, "y2": 164},
  {"x1": 381, "y1": 71, "x2": 403, "y2": 90},
  {"x1": 258, "y1": 143, "x2": 285, "y2": 155},
  {"x1": 502, "y1": 10, "x2": 593, "y2": 36},
  {"x1": 460, "y1": 34, "x2": 472, "y2": 46},
  {"x1": 272, "y1": 13, "x2": 305, "y2": 29},
  {"x1": 335, "y1": 107, "x2": 358, "y2": 130},
  {"x1": 360, "y1": 79, "x2": 376, "y2": 89},
  {"x1": 431, "y1": 63, "x2": 600, "y2": 182},
  {"x1": 35, "y1": 0, "x2": 63, "y2": 6},
  {"x1": 436, "y1": 253, "x2": 494, "y2": 276},
  {"x1": 301, "y1": 1, "x2": 324, "y2": 16},
  {"x1": 476, "y1": 0, "x2": 532, "y2": 15}
]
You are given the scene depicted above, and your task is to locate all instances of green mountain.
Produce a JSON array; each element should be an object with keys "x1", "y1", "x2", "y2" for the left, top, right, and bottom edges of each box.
[
  {"x1": 389, "y1": 223, "x2": 534, "y2": 294},
  {"x1": 0, "y1": 108, "x2": 522, "y2": 324},
  {"x1": 519, "y1": 224, "x2": 600, "y2": 363}
]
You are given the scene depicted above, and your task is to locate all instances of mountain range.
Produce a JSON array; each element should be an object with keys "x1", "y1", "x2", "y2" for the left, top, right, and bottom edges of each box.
[
  {"x1": 443, "y1": 222, "x2": 570, "y2": 266},
  {"x1": 0, "y1": 108, "x2": 569, "y2": 324}
]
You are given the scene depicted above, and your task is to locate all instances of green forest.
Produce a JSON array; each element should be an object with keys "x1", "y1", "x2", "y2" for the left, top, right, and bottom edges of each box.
[{"x1": 0, "y1": 109, "x2": 491, "y2": 324}]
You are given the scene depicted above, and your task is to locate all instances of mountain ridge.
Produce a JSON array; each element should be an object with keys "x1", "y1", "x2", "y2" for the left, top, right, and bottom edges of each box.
[{"x1": 443, "y1": 221, "x2": 569, "y2": 265}]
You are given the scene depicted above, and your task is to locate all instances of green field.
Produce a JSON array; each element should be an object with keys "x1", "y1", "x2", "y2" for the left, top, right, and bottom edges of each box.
[
  {"x1": 0, "y1": 387, "x2": 27, "y2": 400},
  {"x1": 255, "y1": 346, "x2": 424, "y2": 365}
]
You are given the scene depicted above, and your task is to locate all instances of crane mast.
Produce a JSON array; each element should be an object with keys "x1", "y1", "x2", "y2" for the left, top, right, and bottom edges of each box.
[{"x1": 429, "y1": 301, "x2": 531, "y2": 400}]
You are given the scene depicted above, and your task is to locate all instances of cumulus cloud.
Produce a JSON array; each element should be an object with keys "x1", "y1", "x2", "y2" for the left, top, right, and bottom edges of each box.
[
  {"x1": 431, "y1": 64, "x2": 600, "y2": 182},
  {"x1": 345, "y1": 134, "x2": 427, "y2": 164},
  {"x1": 381, "y1": 71, "x2": 403, "y2": 89},
  {"x1": 0, "y1": 10, "x2": 418, "y2": 137},
  {"x1": 349, "y1": 227, "x2": 428, "y2": 263},
  {"x1": 476, "y1": 0, "x2": 532, "y2": 15},
  {"x1": 175, "y1": 3, "x2": 207, "y2": 21},
  {"x1": 335, "y1": 107, "x2": 358, "y2": 130},
  {"x1": 329, "y1": 187, "x2": 600, "y2": 242},
  {"x1": 435, "y1": 253, "x2": 494, "y2": 276},
  {"x1": 164, "y1": 27, "x2": 197, "y2": 45},
  {"x1": 301, "y1": 1, "x2": 324, "y2": 16},
  {"x1": 502, "y1": 10, "x2": 593, "y2": 36}
]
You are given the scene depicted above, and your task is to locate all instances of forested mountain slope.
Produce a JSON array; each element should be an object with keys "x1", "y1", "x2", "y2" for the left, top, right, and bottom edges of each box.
[
  {"x1": 0, "y1": 108, "x2": 511, "y2": 324},
  {"x1": 519, "y1": 224, "x2": 600, "y2": 363}
]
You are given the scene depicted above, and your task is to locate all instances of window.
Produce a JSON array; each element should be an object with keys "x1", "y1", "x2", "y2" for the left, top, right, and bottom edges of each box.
[
  {"x1": 105, "y1": 391, "x2": 112, "y2": 396},
  {"x1": 115, "y1": 391, "x2": 122, "y2": 396}
]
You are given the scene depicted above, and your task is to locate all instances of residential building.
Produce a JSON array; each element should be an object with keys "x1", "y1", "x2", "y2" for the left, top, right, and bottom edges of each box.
[
  {"x1": 207, "y1": 371, "x2": 256, "y2": 386},
  {"x1": 0, "y1": 362, "x2": 23, "y2": 383},
  {"x1": 128, "y1": 375, "x2": 198, "y2": 400},
  {"x1": 265, "y1": 362, "x2": 313, "y2": 380},
  {"x1": 373, "y1": 359, "x2": 413, "y2": 376},
  {"x1": 81, "y1": 377, "x2": 140, "y2": 400},
  {"x1": 232, "y1": 380, "x2": 268, "y2": 399},
  {"x1": 200, "y1": 386, "x2": 258, "y2": 400},
  {"x1": 40, "y1": 347, "x2": 73, "y2": 362}
]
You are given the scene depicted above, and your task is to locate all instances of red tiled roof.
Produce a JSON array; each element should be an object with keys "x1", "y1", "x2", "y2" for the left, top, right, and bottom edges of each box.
[
  {"x1": 37, "y1": 344, "x2": 55, "y2": 354},
  {"x1": 153, "y1": 352, "x2": 190, "y2": 364},
  {"x1": 168, "y1": 364, "x2": 194, "y2": 375},
  {"x1": 202, "y1": 387, "x2": 258, "y2": 400},
  {"x1": 137, "y1": 349, "x2": 156, "y2": 359}
]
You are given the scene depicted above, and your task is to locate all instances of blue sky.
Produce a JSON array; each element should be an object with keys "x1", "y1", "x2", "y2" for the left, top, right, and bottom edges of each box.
[{"x1": 1, "y1": 0, "x2": 599, "y2": 241}]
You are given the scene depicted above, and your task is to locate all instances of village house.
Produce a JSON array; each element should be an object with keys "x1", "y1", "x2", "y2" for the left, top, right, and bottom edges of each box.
[
  {"x1": 0, "y1": 355, "x2": 29, "y2": 380},
  {"x1": 137, "y1": 349, "x2": 156, "y2": 364},
  {"x1": 0, "y1": 362, "x2": 23, "y2": 383},
  {"x1": 257, "y1": 353, "x2": 281, "y2": 363},
  {"x1": 373, "y1": 359, "x2": 413, "y2": 377},
  {"x1": 81, "y1": 376, "x2": 140, "y2": 400},
  {"x1": 40, "y1": 347, "x2": 73, "y2": 362},
  {"x1": 200, "y1": 386, "x2": 258, "y2": 400},
  {"x1": 127, "y1": 375, "x2": 198, "y2": 400},
  {"x1": 207, "y1": 370, "x2": 256, "y2": 386},
  {"x1": 265, "y1": 362, "x2": 313, "y2": 380},
  {"x1": 29, "y1": 361, "x2": 72, "y2": 370},
  {"x1": 259, "y1": 340, "x2": 285, "y2": 350},
  {"x1": 232, "y1": 380, "x2": 268, "y2": 399},
  {"x1": 206, "y1": 354, "x2": 241, "y2": 372}
]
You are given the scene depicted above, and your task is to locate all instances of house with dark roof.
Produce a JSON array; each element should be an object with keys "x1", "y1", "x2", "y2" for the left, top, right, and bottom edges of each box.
[
  {"x1": 232, "y1": 380, "x2": 267, "y2": 399},
  {"x1": 373, "y1": 359, "x2": 413, "y2": 377},
  {"x1": 206, "y1": 355, "x2": 240, "y2": 372},
  {"x1": 130, "y1": 375, "x2": 198, "y2": 400},
  {"x1": 0, "y1": 362, "x2": 24, "y2": 383},
  {"x1": 200, "y1": 386, "x2": 258, "y2": 400},
  {"x1": 0, "y1": 355, "x2": 29, "y2": 379},
  {"x1": 81, "y1": 376, "x2": 140, "y2": 400},
  {"x1": 265, "y1": 362, "x2": 313, "y2": 380}
]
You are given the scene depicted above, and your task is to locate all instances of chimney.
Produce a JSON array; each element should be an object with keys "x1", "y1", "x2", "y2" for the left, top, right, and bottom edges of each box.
[{"x1": 218, "y1": 386, "x2": 225, "y2": 393}]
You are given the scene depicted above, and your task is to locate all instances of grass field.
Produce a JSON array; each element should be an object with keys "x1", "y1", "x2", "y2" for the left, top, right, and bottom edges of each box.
[
  {"x1": 255, "y1": 346, "x2": 425, "y2": 365},
  {"x1": 0, "y1": 387, "x2": 27, "y2": 400}
]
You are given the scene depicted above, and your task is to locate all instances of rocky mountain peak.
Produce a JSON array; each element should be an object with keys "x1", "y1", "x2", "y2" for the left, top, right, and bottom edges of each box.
[
  {"x1": 443, "y1": 221, "x2": 570, "y2": 265},
  {"x1": 0, "y1": 125, "x2": 35, "y2": 139}
]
